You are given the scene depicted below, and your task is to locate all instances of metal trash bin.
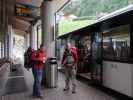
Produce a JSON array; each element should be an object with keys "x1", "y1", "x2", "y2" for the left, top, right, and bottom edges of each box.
[{"x1": 46, "y1": 57, "x2": 58, "y2": 88}]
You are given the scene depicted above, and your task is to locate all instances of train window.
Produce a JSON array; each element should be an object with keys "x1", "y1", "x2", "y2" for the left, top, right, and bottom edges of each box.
[{"x1": 102, "y1": 25, "x2": 130, "y2": 62}]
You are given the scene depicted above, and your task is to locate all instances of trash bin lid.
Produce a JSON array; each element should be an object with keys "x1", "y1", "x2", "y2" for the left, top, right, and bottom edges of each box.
[
  {"x1": 49, "y1": 57, "x2": 57, "y2": 60},
  {"x1": 48, "y1": 57, "x2": 57, "y2": 64}
]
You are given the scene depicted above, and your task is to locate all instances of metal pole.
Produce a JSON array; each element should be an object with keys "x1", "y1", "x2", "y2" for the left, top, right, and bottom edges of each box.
[{"x1": 37, "y1": 26, "x2": 39, "y2": 49}]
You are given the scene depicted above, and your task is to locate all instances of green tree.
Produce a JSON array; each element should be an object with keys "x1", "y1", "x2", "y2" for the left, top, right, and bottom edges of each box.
[{"x1": 63, "y1": 0, "x2": 128, "y2": 17}]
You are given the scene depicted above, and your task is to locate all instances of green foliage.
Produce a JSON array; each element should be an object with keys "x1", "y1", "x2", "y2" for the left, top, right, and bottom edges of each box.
[
  {"x1": 58, "y1": 0, "x2": 129, "y2": 35},
  {"x1": 58, "y1": 20, "x2": 95, "y2": 36},
  {"x1": 63, "y1": 0, "x2": 128, "y2": 17}
]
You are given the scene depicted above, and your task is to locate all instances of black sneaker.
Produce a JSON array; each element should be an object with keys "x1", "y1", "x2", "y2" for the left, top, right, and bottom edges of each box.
[
  {"x1": 63, "y1": 88, "x2": 69, "y2": 91},
  {"x1": 72, "y1": 91, "x2": 76, "y2": 94}
]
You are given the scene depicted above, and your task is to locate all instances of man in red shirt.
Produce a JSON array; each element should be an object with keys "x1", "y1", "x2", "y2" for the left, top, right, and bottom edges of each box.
[
  {"x1": 31, "y1": 44, "x2": 46, "y2": 98},
  {"x1": 61, "y1": 43, "x2": 78, "y2": 93}
]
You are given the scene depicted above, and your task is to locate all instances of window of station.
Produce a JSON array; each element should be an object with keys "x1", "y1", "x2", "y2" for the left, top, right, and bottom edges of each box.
[
  {"x1": 59, "y1": 39, "x2": 67, "y2": 60},
  {"x1": 102, "y1": 25, "x2": 130, "y2": 62},
  {"x1": 0, "y1": 41, "x2": 1, "y2": 58},
  {"x1": 37, "y1": 25, "x2": 42, "y2": 48},
  {"x1": 55, "y1": 39, "x2": 61, "y2": 60}
]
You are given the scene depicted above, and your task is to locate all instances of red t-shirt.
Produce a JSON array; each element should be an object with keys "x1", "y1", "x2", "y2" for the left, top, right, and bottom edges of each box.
[
  {"x1": 61, "y1": 47, "x2": 78, "y2": 65},
  {"x1": 31, "y1": 49, "x2": 46, "y2": 70}
]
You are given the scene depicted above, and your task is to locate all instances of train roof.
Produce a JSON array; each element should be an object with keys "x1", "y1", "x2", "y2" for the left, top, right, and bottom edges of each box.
[
  {"x1": 58, "y1": 5, "x2": 133, "y2": 39},
  {"x1": 96, "y1": 5, "x2": 133, "y2": 22}
]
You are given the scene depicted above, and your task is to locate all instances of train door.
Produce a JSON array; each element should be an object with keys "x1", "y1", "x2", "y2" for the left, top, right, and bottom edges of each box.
[
  {"x1": 91, "y1": 32, "x2": 103, "y2": 84},
  {"x1": 76, "y1": 35, "x2": 92, "y2": 79}
]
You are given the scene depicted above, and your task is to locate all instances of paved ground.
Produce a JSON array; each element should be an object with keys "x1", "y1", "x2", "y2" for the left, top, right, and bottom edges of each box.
[
  {"x1": 0, "y1": 63, "x2": 10, "y2": 96},
  {"x1": 0, "y1": 65, "x2": 117, "y2": 100}
]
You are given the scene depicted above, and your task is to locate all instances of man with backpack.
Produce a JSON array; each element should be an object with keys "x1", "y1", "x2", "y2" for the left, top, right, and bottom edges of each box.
[
  {"x1": 61, "y1": 43, "x2": 78, "y2": 93},
  {"x1": 31, "y1": 44, "x2": 46, "y2": 98},
  {"x1": 24, "y1": 47, "x2": 33, "y2": 70}
]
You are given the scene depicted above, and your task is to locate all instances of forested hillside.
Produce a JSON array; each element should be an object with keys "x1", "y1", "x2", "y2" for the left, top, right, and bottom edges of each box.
[
  {"x1": 58, "y1": 0, "x2": 129, "y2": 35},
  {"x1": 63, "y1": 0, "x2": 128, "y2": 17}
]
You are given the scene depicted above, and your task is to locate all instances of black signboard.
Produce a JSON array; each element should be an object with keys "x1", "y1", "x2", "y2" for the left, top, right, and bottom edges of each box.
[{"x1": 15, "y1": 3, "x2": 35, "y2": 17}]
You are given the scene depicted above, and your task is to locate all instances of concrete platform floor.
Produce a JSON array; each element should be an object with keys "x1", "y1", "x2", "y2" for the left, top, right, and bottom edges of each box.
[{"x1": 0, "y1": 65, "x2": 117, "y2": 100}]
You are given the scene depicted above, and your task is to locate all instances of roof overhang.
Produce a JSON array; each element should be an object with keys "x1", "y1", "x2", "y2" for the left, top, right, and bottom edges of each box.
[
  {"x1": 52, "y1": 0, "x2": 70, "y2": 13},
  {"x1": 6, "y1": 0, "x2": 70, "y2": 33}
]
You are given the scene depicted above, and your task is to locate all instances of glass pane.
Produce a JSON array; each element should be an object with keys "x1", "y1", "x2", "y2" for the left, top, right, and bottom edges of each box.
[
  {"x1": 91, "y1": 32, "x2": 102, "y2": 82},
  {"x1": 103, "y1": 25, "x2": 130, "y2": 61},
  {"x1": 92, "y1": 32, "x2": 102, "y2": 61},
  {"x1": 0, "y1": 42, "x2": 1, "y2": 58}
]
